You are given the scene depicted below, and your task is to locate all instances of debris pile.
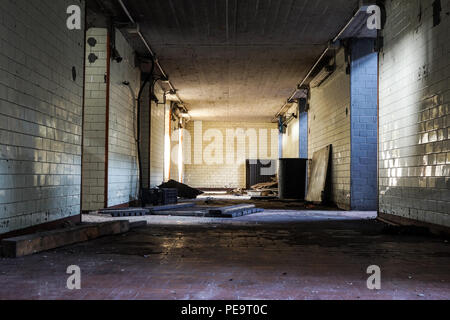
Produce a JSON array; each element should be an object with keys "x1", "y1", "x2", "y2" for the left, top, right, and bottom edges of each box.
[
  {"x1": 98, "y1": 203, "x2": 263, "y2": 219},
  {"x1": 231, "y1": 177, "x2": 279, "y2": 198},
  {"x1": 158, "y1": 180, "x2": 204, "y2": 199}
]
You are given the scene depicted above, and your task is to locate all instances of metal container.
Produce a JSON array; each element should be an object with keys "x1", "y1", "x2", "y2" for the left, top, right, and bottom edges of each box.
[{"x1": 278, "y1": 158, "x2": 308, "y2": 200}]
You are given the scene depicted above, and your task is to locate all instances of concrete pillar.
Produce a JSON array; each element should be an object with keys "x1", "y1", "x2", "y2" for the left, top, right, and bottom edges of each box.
[{"x1": 350, "y1": 38, "x2": 378, "y2": 211}]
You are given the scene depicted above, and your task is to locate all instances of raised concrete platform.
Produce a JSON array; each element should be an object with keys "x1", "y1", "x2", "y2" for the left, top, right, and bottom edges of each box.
[{"x1": 1, "y1": 221, "x2": 130, "y2": 258}]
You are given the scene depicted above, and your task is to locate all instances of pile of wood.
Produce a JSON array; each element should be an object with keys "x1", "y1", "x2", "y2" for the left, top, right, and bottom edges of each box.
[
  {"x1": 250, "y1": 180, "x2": 278, "y2": 191},
  {"x1": 230, "y1": 178, "x2": 279, "y2": 197},
  {"x1": 248, "y1": 177, "x2": 278, "y2": 197},
  {"x1": 230, "y1": 188, "x2": 245, "y2": 196}
]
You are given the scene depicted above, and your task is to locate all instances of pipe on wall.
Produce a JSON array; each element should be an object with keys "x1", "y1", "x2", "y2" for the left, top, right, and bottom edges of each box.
[
  {"x1": 104, "y1": 31, "x2": 111, "y2": 209},
  {"x1": 117, "y1": 0, "x2": 188, "y2": 114},
  {"x1": 136, "y1": 59, "x2": 156, "y2": 202},
  {"x1": 273, "y1": 6, "x2": 365, "y2": 121}
]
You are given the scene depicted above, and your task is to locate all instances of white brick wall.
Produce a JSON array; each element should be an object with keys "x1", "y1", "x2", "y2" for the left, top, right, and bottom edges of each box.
[
  {"x1": 309, "y1": 49, "x2": 351, "y2": 209},
  {"x1": 140, "y1": 82, "x2": 150, "y2": 188},
  {"x1": 184, "y1": 121, "x2": 278, "y2": 189},
  {"x1": 0, "y1": 0, "x2": 85, "y2": 234},
  {"x1": 149, "y1": 85, "x2": 166, "y2": 187},
  {"x1": 82, "y1": 28, "x2": 107, "y2": 211},
  {"x1": 107, "y1": 30, "x2": 140, "y2": 207},
  {"x1": 81, "y1": 28, "x2": 143, "y2": 209},
  {"x1": 163, "y1": 103, "x2": 171, "y2": 181},
  {"x1": 169, "y1": 115, "x2": 181, "y2": 182},
  {"x1": 282, "y1": 103, "x2": 300, "y2": 158},
  {"x1": 379, "y1": 0, "x2": 450, "y2": 226}
]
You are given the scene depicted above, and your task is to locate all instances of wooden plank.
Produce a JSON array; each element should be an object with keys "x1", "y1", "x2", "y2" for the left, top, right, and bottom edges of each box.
[
  {"x1": 1, "y1": 221, "x2": 130, "y2": 258},
  {"x1": 305, "y1": 145, "x2": 331, "y2": 203}
]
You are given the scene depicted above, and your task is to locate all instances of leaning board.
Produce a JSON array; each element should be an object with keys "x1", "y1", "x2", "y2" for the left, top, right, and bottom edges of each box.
[{"x1": 305, "y1": 145, "x2": 331, "y2": 203}]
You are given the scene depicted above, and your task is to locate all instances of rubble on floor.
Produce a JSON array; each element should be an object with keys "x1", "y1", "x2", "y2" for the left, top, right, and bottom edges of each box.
[
  {"x1": 99, "y1": 208, "x2": 149, "y2": 217},
  {"x1": 230, "y1": 188, "x2": 245, "y2": 196},
  {"x1": 208, "y1": 204, "x2": 264, "y2": 218},
  {"x1": 158, "y1": 180, "x2": 204, "y2": 199},
  {"x1": 251, "y1": 179, "x2": 278, "y2": 191},
  {"x1": 96, "y1": 202, "x2": 264, "y2": 219},
  {"x1": 230, "y1": 177, "x2": 279, "y2": 198}
]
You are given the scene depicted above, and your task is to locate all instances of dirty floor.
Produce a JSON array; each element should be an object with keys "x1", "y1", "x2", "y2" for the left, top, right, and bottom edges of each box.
[{"x1": 0, "y1": 210, "x2": 449, "y2": 300}]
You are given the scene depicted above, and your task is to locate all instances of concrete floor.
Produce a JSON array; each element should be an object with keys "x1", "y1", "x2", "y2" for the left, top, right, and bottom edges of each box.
[{"x1": 0, "y1": 210, "x2": 449, "y2": 300}]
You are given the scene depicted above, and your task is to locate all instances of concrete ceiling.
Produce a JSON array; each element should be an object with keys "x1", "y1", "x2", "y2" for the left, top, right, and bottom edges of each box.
[{"x1": 91, "y1": 0, "x2": 360, "y2": 122}]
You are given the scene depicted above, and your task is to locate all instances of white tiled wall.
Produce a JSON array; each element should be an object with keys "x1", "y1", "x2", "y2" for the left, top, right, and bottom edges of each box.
[
  {"x1": 82, "y1": 28, "x2": 143, "y2": 209},
  {"x1": 150, "y1": 85, "x2": 166, "y2": 188},
  {"x1": 379, "y1": 0, "x2": 450, "y2": 226},
  {"x1": 0, "y1": 0, "x2": 85, "y2": 234},
  {"x1": 82, "y1": 28, "x2": 107, "y2": 211},
  {"x1": 184, "y1": 121, "x2": 278, "y2": 189},
  {"x1": 309, "y1": 49, "x2": 351, "y2": 209},
  {"x1": 140, "y1": 83, "x2": 151, "y2": 189},
  {"x1": 282, "y1": 103, "x2": 300, "y2": 158},
  {"x1": 169, "y1": 116, "x2": 181, "y2": 182},
  {"x1": 107, "y1": 30, "x2": 140, "y2": 207}
]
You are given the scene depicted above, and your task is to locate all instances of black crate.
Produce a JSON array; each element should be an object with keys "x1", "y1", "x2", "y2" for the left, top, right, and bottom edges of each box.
[
  {"x1": 160, "y1": 188, "x2": 178, "y2": 205},
  {"x1": 142, "y1": 188, "x2": 178, "y2": 206},
  {"x1": 142, "y1": 188, "x2": 160, "y2": 206},
  {"x1": 278, "y1": 158, "x2": 308, "y2": 200}
]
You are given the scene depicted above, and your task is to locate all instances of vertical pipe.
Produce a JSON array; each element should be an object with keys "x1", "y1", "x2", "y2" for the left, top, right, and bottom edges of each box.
[
  {"x1": 377, "y1": 46, "x2": 380, "y2": 215},
  {"x1": 104, "y1": 31, "x2": 111, "y2": 209},
  {"x1": 168, "y1": 107, "x2": 172, "y2": 180},
  {"x1": 178, "y1": 125, "x2": 183, "y2": 183},
  {"x1": 148, "y1": 86, "x2": 152, "y2": 187},
  {"x1": 137, "y1": 63, "x2": 155, "y2": 202},
  {"x1": 80, "y1": 2, "x2": 87, "y2": 221}
]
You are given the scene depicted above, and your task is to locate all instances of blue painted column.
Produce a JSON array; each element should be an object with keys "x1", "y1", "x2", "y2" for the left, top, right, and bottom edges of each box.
[
  {"x1": 350, "y1": 38, "x2": 378, "y2": 211},
  {"x1": 278, "y1": 117, "x2": 284, "y2": 159},
  {"x1": 298, "y1": 98, "x2": 308, "y2": 159},
  {"x1": 299, "y1": 113, "x2": 308, "y2": 159},
  {"x1": 298, "y1": 99, "x2": 309, "y2": 197}
]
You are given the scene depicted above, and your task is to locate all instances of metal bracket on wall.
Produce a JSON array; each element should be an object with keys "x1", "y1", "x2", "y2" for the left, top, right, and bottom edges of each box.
[
  {"x1": 433, "y1": 0, "x2": 442, "y2": 27},
  {"x1": 299, "y1": 98, "x2": 309, "y2": 113},
  {"x1": 374, "y1": 36, "x2": 384, "y2": 52},
  {"x1": 278, "y1": 116, "x2": 287, "y2": 134},
  {"x1": 343, "y1": 40, "x2": 351, "y2": 75}
]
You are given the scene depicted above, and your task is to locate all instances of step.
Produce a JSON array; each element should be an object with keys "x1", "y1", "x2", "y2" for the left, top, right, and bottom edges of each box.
[{"x1": 1, "y1": 221, "x2": 130, "y2": 258}]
